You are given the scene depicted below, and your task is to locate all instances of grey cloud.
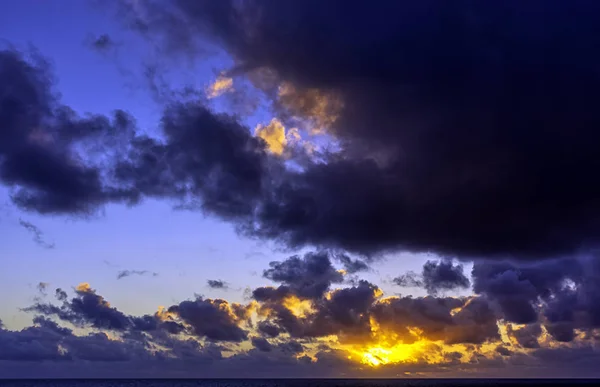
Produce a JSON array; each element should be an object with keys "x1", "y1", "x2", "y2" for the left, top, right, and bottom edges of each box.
[
  {"x1": 207, "y1": 280, "x2": 228, "y2": 290},
  {"x1": 167, "y1": 298, "x2": 248, "y2": 342},
  {"x1": 394, "y1": 259, "x2": 470, "y2": 296},
  {"x1": 262, "y1": 251, "x2": 344, "y2": 300}
]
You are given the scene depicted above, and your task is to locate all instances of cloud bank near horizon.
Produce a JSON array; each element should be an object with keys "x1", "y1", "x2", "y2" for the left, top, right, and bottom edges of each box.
[{"x1": 3, "y1": 252, "x2": 600, "y2": 377}]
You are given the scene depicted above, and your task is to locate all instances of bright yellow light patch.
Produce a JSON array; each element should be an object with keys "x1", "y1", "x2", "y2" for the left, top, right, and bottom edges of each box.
[
  {"x1": 255, "y1": 118, "x2": 287, "y2": 155},
  {"x1": 75, "y1": 282, "x2": 92, "y2": 293},
  {"x1": 156, "y1": 306, "x2": 177, "y2": 321},
  {"x1": 282, "y1": 295, "x2": 315, "y2": 318},
  {"x1": 352, "y1": 343, "x2": 421, "y2": 367}
]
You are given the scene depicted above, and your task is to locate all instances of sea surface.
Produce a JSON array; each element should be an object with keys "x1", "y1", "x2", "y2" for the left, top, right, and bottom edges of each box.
[{"x1": 0, "y1": 380, "x2": 598, "y2": 387}]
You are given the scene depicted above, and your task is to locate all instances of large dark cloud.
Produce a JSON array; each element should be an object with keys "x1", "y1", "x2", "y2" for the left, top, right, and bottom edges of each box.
[
  {"x1": 110, "y1": 0, "x2": 600, "y2": 260},
  {"x1": 0, "y1": 49, "x2": 139, "y2": 215},
  {"x1": 9, "y1": 0, "x2": 600, "y2": 261}
]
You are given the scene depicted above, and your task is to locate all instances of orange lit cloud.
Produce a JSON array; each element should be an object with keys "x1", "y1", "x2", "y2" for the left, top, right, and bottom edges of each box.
[
  {"x1": 206, "y1": 75, "x2": 234, "y2": 99},
  {"x1": 278, "y1": 82, "x2": 343, "y2": 135}
]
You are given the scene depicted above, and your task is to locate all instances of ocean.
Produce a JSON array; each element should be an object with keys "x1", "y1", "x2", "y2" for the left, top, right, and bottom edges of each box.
[{"x1": 0, "y1": 380, "x2": 597, "y2": 387}]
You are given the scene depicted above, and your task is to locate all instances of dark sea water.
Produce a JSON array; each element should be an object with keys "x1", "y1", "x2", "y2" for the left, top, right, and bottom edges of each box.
[{"x1": 0, "y1": 380, "x2": 597, "y2": 387}]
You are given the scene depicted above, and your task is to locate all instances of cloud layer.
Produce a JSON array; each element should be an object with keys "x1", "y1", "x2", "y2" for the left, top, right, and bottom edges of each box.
[{"x1": 4, "y1": 253, "x2": 600, "y2": 377}]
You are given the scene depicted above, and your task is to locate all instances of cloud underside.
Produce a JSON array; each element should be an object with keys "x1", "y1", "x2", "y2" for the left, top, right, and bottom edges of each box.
[{"x1": 5, "y1": 253, "x2": 600, "y2": 377}]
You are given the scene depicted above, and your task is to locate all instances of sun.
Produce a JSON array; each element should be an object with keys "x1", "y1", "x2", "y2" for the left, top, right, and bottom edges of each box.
[
  {"x1": 349, "y1": 343, "x2": 419, "y2": 367},
  {"x1": 361, "y1": 348, "x2": 390, "y2": 366}
]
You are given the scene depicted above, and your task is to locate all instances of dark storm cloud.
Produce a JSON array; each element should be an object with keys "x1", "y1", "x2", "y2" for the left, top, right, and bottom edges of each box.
[
  {"x1": 117, "y1": 269, "x2": 158, "y2": 280},
  {"x1": 394, "y1": 260, "x2": 470, "y2": 296},
  {"x1": 18, "y1": 219, "x2": 54, "y2": 249},
  {"x1": 207, "y1": 279, "x2": 228, "y2": 290},
  {"x1": 112, "y1": 0, "x2": 600, "y2": 260}
]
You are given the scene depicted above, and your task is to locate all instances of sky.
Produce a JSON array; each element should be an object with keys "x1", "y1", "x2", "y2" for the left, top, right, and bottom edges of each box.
[{"x1": 2, "y1": 0, "x2": 600, "y2": 379}]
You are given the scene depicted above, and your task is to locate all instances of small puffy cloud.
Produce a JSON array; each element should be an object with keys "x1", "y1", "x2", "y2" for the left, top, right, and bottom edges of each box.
[
  {"x1": 167, "y1": 298, "x2": 249, "y2": 342},
  {"x1": 393, "y1": 259, "x2": 470, "y2": 296},
  {"x1": 207, "y1": 280, "x2": 228, "y2": 290}
]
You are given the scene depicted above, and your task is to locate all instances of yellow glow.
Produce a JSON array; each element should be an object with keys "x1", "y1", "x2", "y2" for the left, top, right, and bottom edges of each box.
[
  {"x1": 282, "y1": 295, "x2": 315, "y2": 318},
  {"x1": 278, "y1": 82, "x2": 343, "y2": 134},
  {"x1": 348, "y1": 340, "x2": 432, "y2": 367},
  {"x1": 156, "y1": 306, "x2": 177, "y2": 322},
  {"x1": 75, "y1": 282, "x2": 92, "y2": 293},
  {"x1": 255, "y1": 118, "x2": 287, "y2": 155},
  {"x1": 206, "y1": 75, "x2": 234, "y2": 99}
]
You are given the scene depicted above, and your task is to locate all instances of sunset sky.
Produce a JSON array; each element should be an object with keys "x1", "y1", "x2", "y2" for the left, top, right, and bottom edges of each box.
[{"x1": 2, "y1": 0, "x2": 600, "y2": 378}]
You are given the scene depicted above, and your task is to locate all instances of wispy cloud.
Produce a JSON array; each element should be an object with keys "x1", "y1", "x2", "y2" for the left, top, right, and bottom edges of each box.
[
  {"x1": 18, "y1": 219, "x2": 55, "y2": 249},
  {"x1": 36, "y1": 282, "x2": 50, "y2": 295},
  {"x1": 116, "y1": 270, "x2": 158, "y2": 280}
]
